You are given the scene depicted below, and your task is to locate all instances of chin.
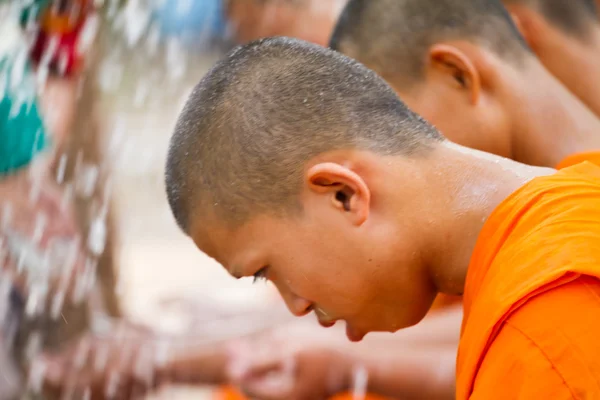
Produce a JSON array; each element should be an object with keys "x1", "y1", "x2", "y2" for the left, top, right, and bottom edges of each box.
[{"x1": 386, "y1": 311, "x2": 429, "y2": 333}]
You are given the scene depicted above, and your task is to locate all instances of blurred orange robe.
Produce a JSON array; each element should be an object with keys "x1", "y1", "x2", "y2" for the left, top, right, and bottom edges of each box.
[
  {"x1": 218, "y1": 387, "x2": 389, "y2": 400},
  {"x1": 456, "y1": 162, "x2": 600, "y2": 399},
  {"x1": 556, "y1": 150, "x2": 600, "y2": 169}
]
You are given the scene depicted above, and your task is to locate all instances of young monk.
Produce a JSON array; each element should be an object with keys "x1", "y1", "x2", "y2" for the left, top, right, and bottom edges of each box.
[
  {"x1": 222, "y1": 1, "x2": 600, "y2": 398},
  {"x1": 210, "y1": 2, "x2": 600, "y2": 398},
  {"x1": 161, "y1": 37, "x2": 600, "y2": 399},
  {"x1": 501, "y1": 0, "x2": 600, "y2": 120}
]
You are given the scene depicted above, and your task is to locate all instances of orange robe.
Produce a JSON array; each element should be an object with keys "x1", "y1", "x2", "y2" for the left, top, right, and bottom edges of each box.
[
  {"x1": 456, "y1": 162, "x2": 600, "y2": 399},
  {"x1": 218, "y1": 386, "x2": 390, "y2": 400},
  {"x1": 437, "y1": 150, "x2": 600, "y2": 312},
  {"x1": 556, "y1": 150, "x2": 600, "y2": 169}
]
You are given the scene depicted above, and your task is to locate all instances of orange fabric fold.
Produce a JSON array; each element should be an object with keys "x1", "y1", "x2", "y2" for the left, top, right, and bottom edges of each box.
[
  {"x1": 331, "y1": 394, "x2": 390, "y2": 400},
  {"x1": 430, "y1": 293, "x2": 463, "y2": 311},
  {"x1": 456, "y1": 162, "x2": 600, "y2": 399},
  {"x1": 216, "y1": 387, "x2": 389, "y2": 400},
  {"x1": 556, "y1": 150, "x2": 600, "y2": 169},
  {"x1": 217, "y1": 387, "x2": 242, "y2": 400}
]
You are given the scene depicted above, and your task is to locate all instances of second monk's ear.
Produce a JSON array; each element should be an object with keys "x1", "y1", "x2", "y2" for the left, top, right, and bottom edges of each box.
[{"x1": 429, "y1": 44, "x2": 482, "y2": 104}]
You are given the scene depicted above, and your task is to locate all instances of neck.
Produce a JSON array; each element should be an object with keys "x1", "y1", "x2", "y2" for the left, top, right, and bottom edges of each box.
[
  {"x1": 503, "y1": 60, "x2": 600, "y2": 167},
  {"x1": 423, "y1": 143, "x2": 555, "y2": 295}
]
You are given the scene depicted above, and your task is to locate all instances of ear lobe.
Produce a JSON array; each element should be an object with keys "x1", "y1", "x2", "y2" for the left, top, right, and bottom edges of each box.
[
  {"x1": 306, "y1": 162, "x2": 370, "y2": 225},
  {"x1": 429, "y1": 44, "x2": 481, "y2": 105}
]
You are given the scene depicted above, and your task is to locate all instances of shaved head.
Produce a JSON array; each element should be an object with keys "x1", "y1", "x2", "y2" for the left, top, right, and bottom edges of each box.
[
  {"x1": 165, "y1": 37, "x2": 443, "y2": 232},
  {"x1": 329, "y1": 0, "x2": 531, "y2": 87},
  {"x1": 503, "y1": 0, "x2": 598, "y2": 40}
]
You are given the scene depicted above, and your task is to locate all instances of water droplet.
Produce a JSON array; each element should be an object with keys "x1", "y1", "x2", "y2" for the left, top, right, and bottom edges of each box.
[
  {"x1": 94, "y1": 342, "x2": 110, "y2": 373},
  {"x1": 1, "y1": 202, "x2": 13, "y2": 230},
  {"x1": 24, "y1": 331, "x2": 44, "y2": 362},
  {"x1": 26, "y1": 358, "x2": 47, "y2": 394},
  {"x1": 98, "y1": 61, "x2": 123, "y2": 93},
  {"x1": 32, "y1": 212, "x2": 47, "y2": 245},
  {"x1": 351, "y1": 365, "x2": 368, "y2": 400},
  {"x1": 50, "y1": 290, "x2": 66, "y2": 320},
  {"x1": 77, "y1": 14, "x2": 100, "y2": 56},
  {"x1": 133, "y1": 81, "x2": 149, "y2": 108},
  {"x1": 74, "y1": 337, "x2": 92, "y2": 369},
  {"x1": 105, "y1": 370, "x2": 120, "y2": 398},
  {"x1": 87, "y1": 216, "x2": 107, "y2": 256},
  {"x1": 76, "y1": 163, "x2": 99, "y2": 199},
  {"x1": 56, "y1": 153, "x2": 68, "y2": 184}
]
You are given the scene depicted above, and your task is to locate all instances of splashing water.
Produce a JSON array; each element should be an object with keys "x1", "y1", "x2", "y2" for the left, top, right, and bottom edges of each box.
[
  {"x1": 87, "y1": 215, "x2": 107, "y2": 257},
  {"x1": 0, "y1": 0, "x2": 278, "y2": 397},
  {"x1": 352, "y1": 365, "x2": 369, "y2": 400}
]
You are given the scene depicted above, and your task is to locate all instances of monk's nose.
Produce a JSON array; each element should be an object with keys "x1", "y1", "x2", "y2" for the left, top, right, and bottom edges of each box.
[{"x1": 281, "y1": 291, "x2": 313, "y2": 317}]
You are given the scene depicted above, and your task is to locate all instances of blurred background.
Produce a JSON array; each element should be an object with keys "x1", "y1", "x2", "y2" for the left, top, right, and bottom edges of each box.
[{"x1": 0, "y1": 0, "x2": 347, "y2": 398}]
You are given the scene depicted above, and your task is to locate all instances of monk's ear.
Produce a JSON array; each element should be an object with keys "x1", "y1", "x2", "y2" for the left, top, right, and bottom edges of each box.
[
  {"x1": 306, "y1": 162, "x2": 370, "y2": 226},
  {"x1": 428, "y1": 44, "x2": 481, "y2": 105}
]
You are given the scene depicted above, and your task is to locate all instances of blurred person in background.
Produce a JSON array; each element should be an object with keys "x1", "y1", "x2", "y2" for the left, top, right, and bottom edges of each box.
[
  {"x1": 226, "y1": 0, "x2": 348, "y2": 47},
  {"x1": 0, "y1": 3, "x2": 88, "y2": 397},
  {"x1": 502, "y1": 0, "x2": 600, "y2": 123}
]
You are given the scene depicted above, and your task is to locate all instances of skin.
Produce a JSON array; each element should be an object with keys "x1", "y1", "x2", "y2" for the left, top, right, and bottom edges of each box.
[
  {"x1": 39, "y1": 76, "x2": 78, "y2": 151},
  {"x1": 226, "y1": 0, "x2": 347, "y2": 46},
  {"x1": 226, "y1": 307, "x2": 461, "y2": 399},
  {"x1": 197, "y1": 145, "x2": 546, "y2": 331},
  {"x1": 368, "y1": 41, "x2": 600, "y2": 168},
  {"x1": 40, "y1": 322, "x2": 232, "y2": 400},
  {"x1": 505, "y1": 3, "x2": 600, "y2": 118}
]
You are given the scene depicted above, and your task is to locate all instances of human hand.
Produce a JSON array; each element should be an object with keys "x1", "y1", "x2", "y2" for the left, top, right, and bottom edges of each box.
[
  {"x1": 0, "y1": 170, "x2": 87, "y2": 310},
  {"x1": 37, "y1": 322, "x2": 169, "y2": 400},
  {"x1": 226, "y1": 323, "x2": 353, "y2": 400},
  {"x1": 0, "y1": 169, "x2": 77, "y2": 243}
]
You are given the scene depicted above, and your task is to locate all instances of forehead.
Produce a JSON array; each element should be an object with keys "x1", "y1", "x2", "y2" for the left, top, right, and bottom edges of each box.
[{"x1": 188, "y1": 213, "x2": 281, "y2": 276}]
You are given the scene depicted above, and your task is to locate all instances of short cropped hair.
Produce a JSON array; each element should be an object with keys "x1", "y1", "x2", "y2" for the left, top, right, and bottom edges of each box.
[
  {"x1": 165, "y1": 37, "x2": 443, "y2": 232},
  {"x1": 503, "y1": 0, "x2": 598, "y2": 40},
  {"x1": 329, "y1": 0, "x2": 531, "y2": 87}
]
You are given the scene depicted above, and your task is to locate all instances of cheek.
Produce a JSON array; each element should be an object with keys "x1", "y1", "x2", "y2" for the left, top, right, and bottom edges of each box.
[{"x1": 270, "y1": 238, "x2": 363, "y2": 306}]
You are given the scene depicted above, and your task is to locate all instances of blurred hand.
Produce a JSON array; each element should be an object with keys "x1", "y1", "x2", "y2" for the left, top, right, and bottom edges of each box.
[
  {"x1": 38, "y1": 322, "x2": 167, "y2": 400},
  {"x1": 0, "y1": 169, "x2": 84, "y2": 299},
  {"x1": 226, "y1": 323, "x2": 352, "y2": 400},
  {"x1": 0, "y1": 169, "x2": 77, "y2": 242}
]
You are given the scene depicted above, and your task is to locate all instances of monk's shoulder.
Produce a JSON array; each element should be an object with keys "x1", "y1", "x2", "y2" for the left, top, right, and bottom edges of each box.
[
  {"x1": 503, "y1": 276, "x2": 600, "y2": 395},
  {"x1": 472, "y1": 276, "x2": 600, "y2": 398}
]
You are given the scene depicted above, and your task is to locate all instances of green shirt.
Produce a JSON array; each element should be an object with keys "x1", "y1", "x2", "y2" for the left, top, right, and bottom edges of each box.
[{"x1": 0, "y1": 14, "x2": 49, "y2": 176}]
